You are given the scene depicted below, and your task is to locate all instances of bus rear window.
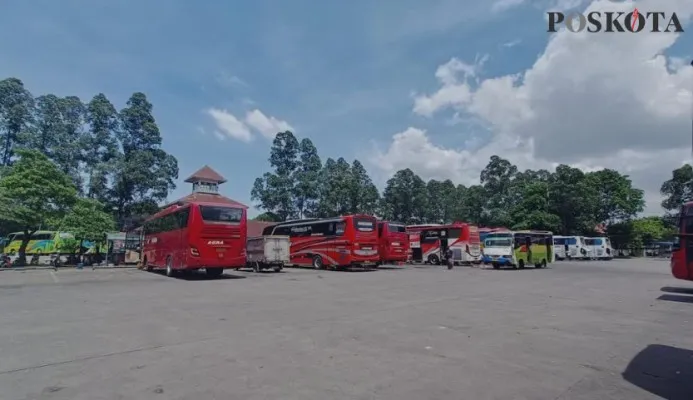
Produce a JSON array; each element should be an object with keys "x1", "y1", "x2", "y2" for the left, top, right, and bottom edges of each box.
[
  {"x1": 355, "y1": 219, "x2": 375, "y2": 232},
  {"x1": 199, "y1": 206, "x2": 243, "y2": 223},
  {"x1": 388, "y1": 224, "x2": 406, "y2": 233}
]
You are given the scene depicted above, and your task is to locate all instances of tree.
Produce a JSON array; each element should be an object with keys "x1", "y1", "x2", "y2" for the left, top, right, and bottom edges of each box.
[
  {"x1": 60, "y1": 198, "x2": 116, "y2": 257},
  {"x1": 293, "y1": 138, "x2": 322, "y2": 218},
  {"x1": 0, "y1": 149, "x2": 77, "y2": 264},
  {"x1": 253, "y1": 212, "x2": 282, "y2": 222},
  {"x1": 251, "y1": 131, "x2": 300, "y2": 220},
  {"x1": 584, "y1": 169, "x2": 644, "y2": 225},
  {"x1": 480, "y1": 156, "x2": 518, "y2": 226},
  {"x1": 660, "y1": 164, "x2": 693, "y2": 214},
  {"x1": 0, "y1": 78, "x2": 34, "y2": 166},
  {"x1": 84, "y1": 93, "x2": 120, "y2": 201},
  {"x1": 111, "y1": 92, "x2": 178, "y2": 227},
  {"x1": 316, "y1": 158, "x2": 353, "y2": 217},
  {"x1": 348, "y1": 160, "x2": 380, "y2": 215},
  {"x1": 381, "y1": 168, "x2": 427, "y2": 223}
]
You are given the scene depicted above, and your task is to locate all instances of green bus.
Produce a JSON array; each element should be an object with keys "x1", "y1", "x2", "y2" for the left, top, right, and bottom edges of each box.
[
  {"x1": 484, "y1": 230, "x2": 554, "y2": 269},
  {"x1": 3, "y1": 231, "x2": 104, "y2": 255}
]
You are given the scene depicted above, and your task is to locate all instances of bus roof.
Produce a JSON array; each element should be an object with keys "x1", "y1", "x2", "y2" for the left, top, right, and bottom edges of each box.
[{"x1": 514, "y1": 230, "x2": 554, "y2": 235}]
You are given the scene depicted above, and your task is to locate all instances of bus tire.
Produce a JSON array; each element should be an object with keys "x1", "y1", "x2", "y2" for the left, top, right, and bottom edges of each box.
[
  {"x1": 517, "y1": 260, "x2": 524, "y2": 269},
  {"x1": 165, "y1": 257, "x2": 175, "y2": 277},
  {"x1": 428, "y1": 254, "x2": 439, "y2": 265},
  {"x1": 206, "y1": 268, "x2": 223, "y2": 278},
  {"x1": 312, "y1": 255, "x2": 324, "y2": 270}
]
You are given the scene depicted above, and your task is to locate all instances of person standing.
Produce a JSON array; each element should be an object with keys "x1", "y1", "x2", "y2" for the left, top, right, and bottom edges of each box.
[{"x1": 445, "y1": 248, "x2": 454, "y2": 270}]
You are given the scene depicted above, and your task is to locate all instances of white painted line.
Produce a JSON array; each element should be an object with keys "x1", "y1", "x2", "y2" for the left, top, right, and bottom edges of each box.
[{"x1": 50, "y1": 271, "x2": 60, "y2": 283}]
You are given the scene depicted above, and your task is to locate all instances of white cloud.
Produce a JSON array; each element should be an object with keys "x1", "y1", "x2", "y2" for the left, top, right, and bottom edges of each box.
[
  {"x1": 205, "y1": 108, "x2": 294, "y2": 142},
  {"x1": 206, "y1": 108, "x2": 253, "y2": 142},
  {"x1": 501, "y1": 39, "x2": 521, "y2": 48},
  {"x1": 380, "y1": 0, "x2": 693, "y2": 215},
  {"x1": 244, "y1": 109, "x2": 295, "y2": 139}
]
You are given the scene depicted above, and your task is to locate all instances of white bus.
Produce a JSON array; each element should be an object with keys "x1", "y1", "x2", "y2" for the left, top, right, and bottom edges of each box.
[
  {"x1": 553, "y1": 236, "x2": 589, "y2": 260},
  {"x1": 584, "y1": 237, "x2": 613, "y2": 260}
]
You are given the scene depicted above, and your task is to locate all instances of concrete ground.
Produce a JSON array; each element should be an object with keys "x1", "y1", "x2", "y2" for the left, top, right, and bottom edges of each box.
[{"x1": 0, "y1": 260, "x2": 692, "y2": 400}]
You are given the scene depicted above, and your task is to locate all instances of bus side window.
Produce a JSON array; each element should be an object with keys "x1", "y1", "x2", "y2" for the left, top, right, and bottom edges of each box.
[{"x1": 335, "y1": 222, "x2": 345, "y2": 236}]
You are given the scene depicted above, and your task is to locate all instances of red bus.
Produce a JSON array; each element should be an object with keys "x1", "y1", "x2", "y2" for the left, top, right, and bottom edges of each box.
[
  {"x1": 406, "y1": 222, "x2": 481, "y2": 265},
  {"x1": 376, "y1": 221, "x2": 409, "y2": 265},
  {"x1": 672, "y1": 201, "x2": 693, "y2": 281},
  {"x1": 262, "y1": 214, "x2": 379, "y2": 269},
  {"x1": 142, "y1": 201, "x2": 247, "y2": 277}
]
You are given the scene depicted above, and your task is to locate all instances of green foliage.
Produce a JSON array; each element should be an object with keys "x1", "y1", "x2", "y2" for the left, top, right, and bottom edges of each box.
[
  {"x1": 608, "y1": 216, "x2": 675, "y2": 250},
  {"x1": 0, "y1": 77, "x2": 180, "y2": 230},
  {"x1": 0, "y1": 149, "x2": 78, "y2": 263},
  {"x1": 253, "y1": 212, "x2": 282, "y2": 222},
  {"x1": 60, "y1": 198, "x2": 116, "y2": 246},
  {"x1": 0, "y1": 149, "x2": 78, "y2": 227},
  {"x1": 0, "y1": 78, "x2": 34, "y2": 166},
  {"x1": 660, "y1": 164, "x2": 693, "y2": 214},
  {"x1": 58, "y1": 237, "x2": 81, "y2": 255}
]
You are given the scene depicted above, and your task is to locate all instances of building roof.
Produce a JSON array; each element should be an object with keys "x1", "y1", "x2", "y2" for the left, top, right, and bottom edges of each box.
[
  {"x1": 247, "y1": 220, "x2": 276, "y2": 237},
  {"x1": 184, "y1": 165, "x2": 227, "y2": 184},
  {"x1": 162, "y1": 192, "x2": 248, "y2": 209}
]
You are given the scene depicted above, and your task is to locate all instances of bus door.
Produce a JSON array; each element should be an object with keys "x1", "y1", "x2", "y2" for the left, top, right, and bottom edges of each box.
[
  {"x1": 439, "y1": 229, "x2": 450, "y2": 259},
  {"x1": 410, "y1": 232, "x2": 423, "y2": 262}
]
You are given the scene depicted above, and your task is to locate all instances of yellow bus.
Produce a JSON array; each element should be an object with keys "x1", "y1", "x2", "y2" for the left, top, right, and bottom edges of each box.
[{"x1": 3, "y1": 231, "x2": 103, "y2": 255}]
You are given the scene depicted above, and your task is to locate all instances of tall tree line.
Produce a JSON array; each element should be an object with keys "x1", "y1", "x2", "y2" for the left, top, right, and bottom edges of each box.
[
  {"x1": 0, "y1": 77, "x2": 179, "y2": 230},
  {"x1": 251, "y1": 132, "x2": 665, "y2": 243}
]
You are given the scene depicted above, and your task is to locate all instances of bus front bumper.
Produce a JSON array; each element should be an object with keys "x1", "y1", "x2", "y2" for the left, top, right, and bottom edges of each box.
[{"x1": 482, "y1": 255, "x2": 513, "y2": 265}]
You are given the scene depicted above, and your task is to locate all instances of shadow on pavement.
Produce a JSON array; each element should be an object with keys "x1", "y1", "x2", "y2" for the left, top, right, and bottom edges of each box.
[
  {"x1": 623, "y1": 344, "x2": 693, "y2": 400},
  {"x1": 661, "y1": 286, "x2": 693, "y2": 295},
  {"x1": 149, "y1": 270, "x2": 246, "y2": 281},
  {"x1": 657, "y1": 294, "x2": 693, "y2": 304}
]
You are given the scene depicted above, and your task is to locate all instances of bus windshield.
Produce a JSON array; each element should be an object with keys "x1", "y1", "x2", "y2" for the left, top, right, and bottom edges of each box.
[
  {"x1": 388, "y1": 223, "x2": 406, "y2": 233},
  {"x1": 199, "y1": 206, "x2": 243, "y2": 223},
  {"x1": 485, "y1": 238, "x2": 512, "y2": 247},
  {"x1": 355, "y1": 218, "x2": 375, "y2": 232}
]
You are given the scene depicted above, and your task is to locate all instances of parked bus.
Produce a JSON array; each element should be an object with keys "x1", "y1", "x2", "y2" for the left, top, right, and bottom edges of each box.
[
  {"x1": 376, "y1": 221, "x2": 409, "y2": 265},
  {"x1": 142, "y1": 201, "x2": 247, "y2": 277},
  {"x1": 406, "y1": 222, "x2": 481, "y2": 265},
  {"x1": 584, "y1": 237, "x2": 613, "y2": 260},
  {"x1": 672, "y1": 202, "x2": 693, "y2": 280},
  {"x1": 481, "y1": 231, "x2": 514, "y2": 266},
  {"x1": 479, "y1": 227, "x2": 510, "y2": 253},
  {"x1": 552, "y1": 236, "x2": 589, "y2": 260},
  {"x1": 483, "y1": 230, "x2": 553, "y2": 269},
  {"x1": 3, "y1": 231, "x2": 101, "y2": 255},
  {"x1": 262, "y1": 214, "x2": 379, "y2": 269}
]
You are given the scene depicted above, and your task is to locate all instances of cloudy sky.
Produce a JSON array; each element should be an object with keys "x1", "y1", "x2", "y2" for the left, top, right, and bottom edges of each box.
[{"x1": 1, "y1": 0, "x2": 691, "y2": 217}]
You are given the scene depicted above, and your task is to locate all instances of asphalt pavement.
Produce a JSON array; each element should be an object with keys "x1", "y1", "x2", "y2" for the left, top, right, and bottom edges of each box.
[{"x1": 0, "y1": 259, "x2": 692, "y2": 400}]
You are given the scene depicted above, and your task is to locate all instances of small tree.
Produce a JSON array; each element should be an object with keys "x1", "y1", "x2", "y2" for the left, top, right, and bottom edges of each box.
[
  {"x1": 60, "y1": 198, "x2": 116, "y2": 260},
  {"x1": 0, "y1": 149, "x2": 77, "y2": 265}
]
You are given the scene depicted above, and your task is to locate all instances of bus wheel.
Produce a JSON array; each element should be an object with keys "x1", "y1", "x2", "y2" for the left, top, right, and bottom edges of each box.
[
  {"x1": 312, "y1": 255, "x2": 324, "y2": 270},
  {"x1": 428, "y1": 254, "x2": 439, "y2": 265},
  {"x1": 517, "y1": 260, "x2": 524, "y2": 269},
  {"x1": 165, "y1": 257, "x2": 175, "y2": 277},
  {"x1": 206, "y1": 268, "x2": 223, "y2": 278}
]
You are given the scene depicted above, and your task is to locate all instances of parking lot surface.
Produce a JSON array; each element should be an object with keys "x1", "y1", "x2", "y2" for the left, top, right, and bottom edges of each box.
[{"x1": 1, "y1": 260, "x2": 692, "y2": 400}]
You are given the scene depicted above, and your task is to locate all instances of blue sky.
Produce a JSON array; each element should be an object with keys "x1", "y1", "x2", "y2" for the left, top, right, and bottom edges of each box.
[{"x1": 1, "y1": 0, "x2": 691, "y2": 216}]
